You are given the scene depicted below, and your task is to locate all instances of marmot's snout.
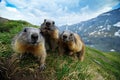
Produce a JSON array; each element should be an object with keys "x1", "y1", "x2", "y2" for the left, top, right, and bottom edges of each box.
[
  {"x1": 61, "y1": 31, "x2": 71, "y2": 42},
  {"x1": 62, "y1": 35, "x2": 68, "y2": 41},
  {"x1": 19, "y1": 27, "x2": 43, "y2": 45},
  {"x1": 31, "y1": 33, "x2": 38, "y2": 44},
  {"x1": 46, "y1": 22, "x2": 51, "y2": 27}
]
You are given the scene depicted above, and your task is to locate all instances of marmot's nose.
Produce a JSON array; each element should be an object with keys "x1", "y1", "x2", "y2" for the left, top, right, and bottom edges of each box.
[
  {"x1": 46, "y1": 22, "x2": 51, "y2": 27},
  {"x1": 31, "y1": 33, "x2": 38, "y2": 40},
  {"x1": 63, "y1": 35, "x2": 67, "y2": 39}
]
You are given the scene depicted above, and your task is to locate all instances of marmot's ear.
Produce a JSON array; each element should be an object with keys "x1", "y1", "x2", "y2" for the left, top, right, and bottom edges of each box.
[
  {"x1": 23, "y1": 27, "x2": 27, "y2": 32},
  {"x1": 70, "y1": 33, "x2": 73, "y2": 37},
  {"x1": 44, "y1": 19, "x2": 46, "y2": 22},
  {"x1": 60, "y1": 31, "x2": 65, "y2": 38},
  {"x1": 53, "y1": 21, "x2": 55, "y2": 25},
  {"x1": 62, "y1": 31, "x2": 65, "y2": 35}
]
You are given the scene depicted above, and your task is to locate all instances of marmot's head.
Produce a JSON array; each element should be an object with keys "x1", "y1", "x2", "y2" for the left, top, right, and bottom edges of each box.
[
  {"x1": 18, "y1": 27, "x2": 43, "y2": 45},
  {"x1": 60, "y1": 31, "x2": 75, "y2": 42},
  {"x1": 42, "y1": 19, "x2": 55, "y2": 30}
]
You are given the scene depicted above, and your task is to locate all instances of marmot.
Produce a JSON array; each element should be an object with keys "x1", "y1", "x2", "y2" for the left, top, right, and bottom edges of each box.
[
  {"x1": 58, "y1": 31, "x2": 85, "y2": 61},
  {"x1": 12, "y1": 27, "x2": 47, "y2": 70},
  {"x1": 40, "y1": 19, "x2": 59, "y2": 51}
]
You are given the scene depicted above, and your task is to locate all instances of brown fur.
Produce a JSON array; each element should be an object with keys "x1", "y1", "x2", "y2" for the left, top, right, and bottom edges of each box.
[
  {"x1": 58, "y1": 31, "x2": 85, "y2": 61},
  {"x1": 40, "y1": 19, "x2": 59, "y2": 51},
  {"x1": 13, "y1": 40, "x2": 46, "y2": 57}
]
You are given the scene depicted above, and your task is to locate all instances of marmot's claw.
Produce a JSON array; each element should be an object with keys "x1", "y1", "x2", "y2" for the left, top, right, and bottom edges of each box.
[{"x1": 39, "y1": 64, "x2": 46, "y2": 71}]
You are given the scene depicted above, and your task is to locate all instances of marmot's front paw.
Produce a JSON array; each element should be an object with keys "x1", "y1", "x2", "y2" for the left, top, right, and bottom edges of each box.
[{"x1": 39, "y1": 64, "x2": 46, "y2": 71}]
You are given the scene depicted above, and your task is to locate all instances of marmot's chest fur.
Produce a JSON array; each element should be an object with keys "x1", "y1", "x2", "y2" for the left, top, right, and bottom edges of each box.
[{"x1": 14, "y1": 40, "x2": 44, "y2": 55}]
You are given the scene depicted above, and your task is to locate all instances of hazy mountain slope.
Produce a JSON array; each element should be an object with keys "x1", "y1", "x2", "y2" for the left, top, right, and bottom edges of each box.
[
  {"x1": 59, "y1": 8, "x2": 120, "y2": 52},
  {"x1": 0, "y1": 18, "x2": 120, "y2": 80}
]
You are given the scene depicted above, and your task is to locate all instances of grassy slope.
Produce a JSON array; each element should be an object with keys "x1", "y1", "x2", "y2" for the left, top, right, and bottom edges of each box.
[{"x1": 0, "y1": 20, "x2": 120, "y2": 80}]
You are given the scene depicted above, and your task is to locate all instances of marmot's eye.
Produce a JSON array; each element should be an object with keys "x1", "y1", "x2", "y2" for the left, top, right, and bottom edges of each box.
[
  {"x1": 70, "y1": 33, "x2": 73, "y2": 36},
  {"x1": 23, "y1": 28, "x2": 27, "y2": 32},
  {"x1": 53, "y1": 21, "x2": 55, "y2": 25}
]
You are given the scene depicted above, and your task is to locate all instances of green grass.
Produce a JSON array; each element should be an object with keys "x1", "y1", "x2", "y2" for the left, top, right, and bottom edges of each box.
[{"x1": 0, "y1": 19, "x2": 120, "y2": 80}]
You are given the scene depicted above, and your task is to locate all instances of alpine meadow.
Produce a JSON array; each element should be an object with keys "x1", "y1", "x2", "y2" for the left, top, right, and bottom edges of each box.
[{"x1": 0, "y1": 17, "x2": 120, "y2": 80}]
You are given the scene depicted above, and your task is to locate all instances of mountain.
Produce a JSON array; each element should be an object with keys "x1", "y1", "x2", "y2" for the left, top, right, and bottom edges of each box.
[
  {"x1": 0, "y1": 17, "x2": 9, "y2": 23},
  {"x1": 0, "y1": 17, "x2": 37, "y2": 32},
  {"x1": 59, "y1": 8, "x2": 120, "y2": 52}
]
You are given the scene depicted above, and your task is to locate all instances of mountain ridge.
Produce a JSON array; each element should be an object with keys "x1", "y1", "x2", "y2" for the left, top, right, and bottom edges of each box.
[{"x1": 59, "y1": 8, "x2": 120, "y2": 52}]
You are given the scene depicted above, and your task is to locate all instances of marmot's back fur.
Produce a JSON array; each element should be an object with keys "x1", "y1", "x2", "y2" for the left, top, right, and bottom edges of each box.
[
  {"x1": 59, "y1": 31, "x2": 85, "y2": 61},
  {"x1": 12, "y1": 27, "x2": 47, "y2": 70}
]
